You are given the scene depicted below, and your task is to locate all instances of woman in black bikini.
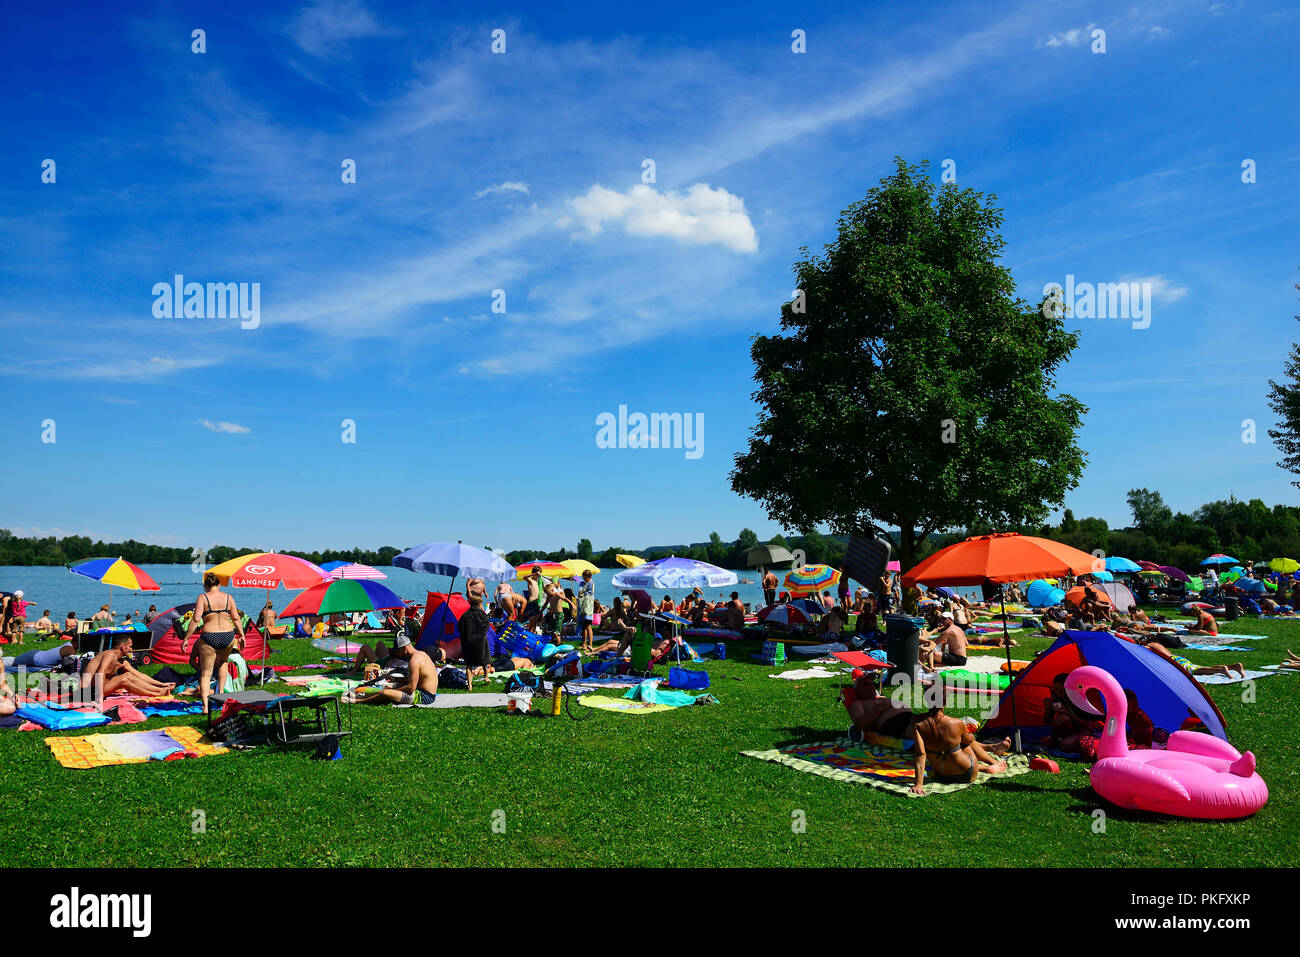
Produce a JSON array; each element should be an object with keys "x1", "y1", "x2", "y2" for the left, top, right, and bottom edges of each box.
[{"x1": 182, "y1": 571, "x2": 243, "y2": 714}]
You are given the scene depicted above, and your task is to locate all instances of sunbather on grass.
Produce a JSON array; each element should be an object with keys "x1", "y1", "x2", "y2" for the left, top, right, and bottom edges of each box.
[
  {"x1": 1144, "y1": 642, "x2": 1244, "y2": 679},
  {"x1": 347, "y1": 636, "x2": 438, "y2": 707},
  {"x1": 0, "y1": 659, "x2": 14, "y2": 716},
  {"x1": 80, "y1": 636, "x2": 175, "y2": 701},
  {"x1": 911, "y1": 706, "x2": 1009, "y2": 795}
]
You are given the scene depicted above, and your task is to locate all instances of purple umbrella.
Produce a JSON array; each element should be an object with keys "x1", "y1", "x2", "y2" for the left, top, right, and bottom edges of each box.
[{"x1": 1158, "y1": 565, "x2": 1191, "y2": 583}]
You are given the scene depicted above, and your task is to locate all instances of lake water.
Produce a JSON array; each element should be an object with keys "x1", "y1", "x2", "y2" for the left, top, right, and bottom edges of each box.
[{"x1": 0, "y1": 564, "x2": 782, "y2": 621}]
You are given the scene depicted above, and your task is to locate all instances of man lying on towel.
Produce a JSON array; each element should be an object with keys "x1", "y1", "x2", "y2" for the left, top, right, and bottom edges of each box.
[
  {"x1": 78, "y1": 636, "x2": 176, "y2": 700},
  {"x1": 347, "y1": 635, "x2": 439, "y2": 708}
]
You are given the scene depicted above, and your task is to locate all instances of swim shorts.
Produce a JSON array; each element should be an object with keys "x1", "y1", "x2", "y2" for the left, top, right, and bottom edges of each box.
[
  {"x1": 941, "y1": 652, "x2": 968, "y2": 666},
  {"x1": 398, "y1": 689, "x2": 437, "y2": 706}
]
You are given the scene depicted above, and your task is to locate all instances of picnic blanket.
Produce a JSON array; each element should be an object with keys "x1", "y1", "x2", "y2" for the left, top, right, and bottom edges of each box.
[
  {"x1": 576, "y1": 695, "x2": 677, "y2": 715},
  {"x1": 45, "y1": 726, "x2": 228, "y2": 769},
  {"x1": 741, "y1": 738, "x2": 1030, "y2": 798},
  {"x1": 1195, "y1": 669, "x2": 1278, "y2": 685}
]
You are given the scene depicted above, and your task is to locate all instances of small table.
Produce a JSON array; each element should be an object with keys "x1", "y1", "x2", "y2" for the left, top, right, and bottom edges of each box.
[{"x1": 208, "y1": 689, "x2": 351, "y2": 746}]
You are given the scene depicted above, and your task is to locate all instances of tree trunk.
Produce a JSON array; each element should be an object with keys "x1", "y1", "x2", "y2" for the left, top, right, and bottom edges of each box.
[{"x1": 899, "y1": 523, "x2": 919, "y2": 613}]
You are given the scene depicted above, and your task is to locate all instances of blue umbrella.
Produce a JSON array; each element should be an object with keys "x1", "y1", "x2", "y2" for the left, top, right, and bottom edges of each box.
[
  {"x1": 393, "y1": 542, "x2": 514, "y2": 594},
  {"x1": 610, "y1": 556, "x2": 738, "y2": 590},
  {"x1": 1103, "y1": 556, "x2": 1142, "y2": 573},
  {"x1": 1091, "y1": 570, "x2": 1114, "y2": 582},
  {"x1": 1233, "y1": 577, "x2": 1267, "y2": 594},
  {"x1": 1026, "y1": 579, "x2": 1066, "y2": 608},
  {"x1": 1200, "y1": 554, "x2": 1240, "y2": 566}
]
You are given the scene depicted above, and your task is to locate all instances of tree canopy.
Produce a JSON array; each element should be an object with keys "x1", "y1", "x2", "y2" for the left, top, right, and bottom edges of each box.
[
  {"x1": 731, "y1": 158, "x2": 1087, "y2": 571},
  {"x1": 1266, "y1": 275, "x2": 1300, "y2": 488}
]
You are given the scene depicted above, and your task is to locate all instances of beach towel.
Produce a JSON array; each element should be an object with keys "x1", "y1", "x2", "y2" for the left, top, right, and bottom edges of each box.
[
  {"x1": 741, "y1": 738, "x2": 1030, "y2": 797},
  {"x1": 138, "y1": 701, "x2": 205, "y2": 717},
  {"x1": 45, "y1": 726, "x2": 228, "y2": 769},
  {"x1": 1181, "y1": 643, "x2": 1255, "y2": 652},
  {"x1": 622, "y1": 683, "x2": 696, "y2": 707},
  {"x1": 1195, "y1": 669, "x2": 1278, "y2": 685},
  {"x1": 576, "y1": 695, "x2": 678, "y2": 714},
  {"x1": 769, "y1": 667, "x2": 839, "y2": 680},
  {"x1": 566, "y1": 675, "x2": 648, "y2": 691},
  {"x1": 426, "y1": 693, "x2": 511, "y2": 709}
]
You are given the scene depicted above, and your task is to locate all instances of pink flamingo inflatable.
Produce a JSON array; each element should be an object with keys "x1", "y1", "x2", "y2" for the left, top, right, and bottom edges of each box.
[{"x1": 1065, "y1": 666, "x2": 1269, "y2": 820}]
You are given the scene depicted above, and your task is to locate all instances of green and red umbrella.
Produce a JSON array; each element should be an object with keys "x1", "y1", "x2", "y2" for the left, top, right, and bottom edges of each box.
[{"x1": 278, "y1": 579, "x2": 408, "y2": 618}]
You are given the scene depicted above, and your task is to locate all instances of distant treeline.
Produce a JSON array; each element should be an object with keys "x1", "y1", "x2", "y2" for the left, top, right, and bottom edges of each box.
[{"x1": 3, "y1": 492, "x2": 1297, "y2": 572}]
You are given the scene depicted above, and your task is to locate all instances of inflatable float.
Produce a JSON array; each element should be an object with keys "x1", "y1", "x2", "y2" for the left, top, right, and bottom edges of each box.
[
  {"x1": 1065, "y1": 665, "x2": 1268, "y2": 819},
  {"x1": 1182, "y1": 601, "x2": 1226, "y2": 616}
]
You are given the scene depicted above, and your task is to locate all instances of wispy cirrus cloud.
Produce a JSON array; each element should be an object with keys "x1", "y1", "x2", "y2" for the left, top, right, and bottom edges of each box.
[
  {"x1": 286, "y1": 0, "x2": 390, "y2": 58},
  {"x1": 199, "y1": 419, "x2": 251, "y2": 434},
  {"x1": 474, "y1": 181, "x2": 530, "y2": 200},
  {"x1": 1040, "y1": 24, "x2": 1097, "y2": 48}
]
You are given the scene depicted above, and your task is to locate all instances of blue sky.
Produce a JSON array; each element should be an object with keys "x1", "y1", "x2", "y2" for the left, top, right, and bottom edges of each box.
[{"x1": 2, "y1": 0, "x2": 1298, "y2": 554}]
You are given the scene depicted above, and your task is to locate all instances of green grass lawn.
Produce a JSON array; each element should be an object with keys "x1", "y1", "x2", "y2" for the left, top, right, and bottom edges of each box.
[{"x1": 2, "y1": 613, "x2": 1297, "y2": 867}]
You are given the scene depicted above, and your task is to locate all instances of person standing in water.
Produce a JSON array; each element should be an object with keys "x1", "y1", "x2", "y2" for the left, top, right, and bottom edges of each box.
[{"x1": 182, "y1": 571, "x2": 243, "y2": 714}]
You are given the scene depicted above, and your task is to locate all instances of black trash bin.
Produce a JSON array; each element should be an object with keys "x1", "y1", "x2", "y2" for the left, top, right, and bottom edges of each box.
[
  {"x1": 1224, "y1": 596, "x2": 1239, "y2": 621},
  {"x1": 883, "y1": 613, "x2": 923, "y2": 687}
]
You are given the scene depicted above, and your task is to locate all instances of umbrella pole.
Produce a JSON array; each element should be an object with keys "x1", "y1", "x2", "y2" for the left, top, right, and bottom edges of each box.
[
  {"x1": 264, "y1": 587, "x2": 272, "y2": 674},
  {"x1": 1000, "y1": 584, "x2": 1021, "y2": 753}
]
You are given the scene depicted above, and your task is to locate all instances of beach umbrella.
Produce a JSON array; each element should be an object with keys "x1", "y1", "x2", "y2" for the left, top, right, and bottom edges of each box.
[
  {"x1": 756, "y1": 604, "x2": 811, "y2": 627},
  {"x1": 1090, "y1": 570, "x2": 1114, "y2": 582},
  {"x1": 1232, "y1": 577, "x2": 1266, "y2": 595},
  {"x1": 1269, "y1": 558, "x2": 1300, "y2": 574},
  {"x1": 1157, "y1": 565, "x2": 1191, "y2": 583},
  {"x1": 1200, "y1": 554, "x2": 1239, "y2": 566},
  {"x1": 1103, "y1": 556, "x2": 1142, "y2": 573},
  {"x1": 1136, "y1": 560, "x2": 1162, "y2": 571},
  {"x1": 68, "y1": 557, "x2": 161, "y2": 613},
  {"x1": 1185, "y1": 577, "x2": 1203, "y2": 592},
  {"x1": 779, "y1": 597, "x2": 829, "y2": 617},
  {"x1": 1025, "y1": 580, "x2": 1066, "y2": 608},
  {"x1": 611, "y1": 556, "x2": 738, "y2": 590},
  {"x1": 393, "y1": 542, "x2": 514, "y2": 595},
  {"x1": 901, "y1": 533, "x2": 1100, "y2": 750},
  {"x1": 615, "y1": 554, "x2": 645, "y2": 568},
  {"x1": 321, "y1": 561, "x2": 387, "y2": 580},
  {"x1": 1220, "y1": 570, "x2": 1242, "y2": 583},
  {"x1": 783, "y1": 564, "x2": 841, "y2": 596},
  {"x1": 743, "y1": 544, "x2": 795, "y2": 568},
  {"x1": 278, "y1": 579, "x2": 408, "y2": 618},
  {"x1": 1137, "y1": 569, "x2": 1165, "y2": 578},
  {"x1": 559, "y1": 559, "x2": 602, "y2": 578},
  {"x1": 514, "y1": 561, "x2": 570, "y2": 580},
  {"x1": 208, "y1": 552, "x2": 328, "y2": 590}
]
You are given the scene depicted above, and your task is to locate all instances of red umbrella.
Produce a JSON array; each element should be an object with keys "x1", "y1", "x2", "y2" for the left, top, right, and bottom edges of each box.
[
  {"x1": 756, "y1": 604, "x2": 811, "y2": 626},
  {"x1": 1136, "y1": 560, "x2": 1162, "y2": 571}
]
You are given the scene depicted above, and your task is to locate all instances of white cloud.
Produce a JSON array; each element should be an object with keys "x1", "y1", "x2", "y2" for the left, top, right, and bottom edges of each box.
[
  {"x1": 474, "y1": 181, "x2": 530, "y2": 199},
  {"x1": 1124, "y1": 274, "x2": 1189, "y2": 304},
  {"x1": 567, "y1": 183, "x2": 758, "y2": 253},
  {"x1": 1041, "y1": 24, "x2": 1096, "y2": 48},
  {"x1": 1149, "y1": 25, "x2": 1172, "y2": 38},
  {"x1": 287, "y1": 0, "x2": 388, "y2": 58},
  {"x1": 199, "y1": 419, "x2": 251, "y2": 434}
]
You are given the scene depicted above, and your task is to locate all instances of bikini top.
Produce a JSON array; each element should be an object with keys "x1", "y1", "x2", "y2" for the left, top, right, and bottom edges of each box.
[{"x1": 202, "y1": 594, "x2": 231, "y2": 619}]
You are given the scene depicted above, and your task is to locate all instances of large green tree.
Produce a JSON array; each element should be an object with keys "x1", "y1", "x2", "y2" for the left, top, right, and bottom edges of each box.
[
  {"x1": 1126, "y1": 487, "x2": 1173, "y2": 535},
  {"x1": 730, "y1": 158, "x2": 1087, "y2": 574},
  {"x1": 1266, "y1": 276, "x2": 1300, "y2": 488}
]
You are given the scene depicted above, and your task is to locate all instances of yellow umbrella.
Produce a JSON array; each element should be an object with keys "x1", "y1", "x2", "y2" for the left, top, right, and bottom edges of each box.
[
  {"x1": 615, "y1": 554, "x2": 645, "y2": 568},
  {"x1": 560, "y1": 559, "x2": 601, "y2": 577},
  {"x1": 1269, "y1": 558, "x2": 1299, "y2": 574}
]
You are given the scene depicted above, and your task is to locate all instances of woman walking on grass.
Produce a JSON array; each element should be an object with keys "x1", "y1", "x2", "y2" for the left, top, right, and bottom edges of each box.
[{"x1": 182, "y1": 571, "x2": 243, "y2": 714}]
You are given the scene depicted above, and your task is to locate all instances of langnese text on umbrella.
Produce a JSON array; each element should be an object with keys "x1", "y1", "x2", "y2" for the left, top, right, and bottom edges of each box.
[
  {"x1": 152, "y1": 275, "x2": 260, "y2": 329},
  {"x1": 595, "y1": 405, "x2": 704, "y2": 459},
  {"x1": 1040, "y1": 275, "x2": 1152, "y2": 330}
]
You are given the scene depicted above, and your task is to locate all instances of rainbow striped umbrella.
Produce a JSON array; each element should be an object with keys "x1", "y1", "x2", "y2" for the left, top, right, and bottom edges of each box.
[
  {"x1": 278, "y1": 579, "x2": 407, "y2": 618},
  {"x1": 69, "y1": 557, "x2": 161, "y2": 613},
  {"x1": 783, "y1": 564, "x2": 841, "y2": 596},
  {"x1": 515, "y1": 561, "x2": 570, "y2": 580}
]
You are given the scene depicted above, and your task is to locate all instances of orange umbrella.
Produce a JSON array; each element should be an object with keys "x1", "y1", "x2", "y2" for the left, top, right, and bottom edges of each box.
[
  {"x1": 1065, "y1": 584, "x2": 1111, "y2": 608},
  {"x1": 902, "y1": 533, "x2": 1099, "y2": 587},
  {"x1": 901, "y1": 533, "x2": 1099, "y2": 752}
]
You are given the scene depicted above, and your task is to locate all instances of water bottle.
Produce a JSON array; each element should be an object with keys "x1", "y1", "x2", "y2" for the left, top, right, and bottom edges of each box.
[{"x1": 716, "y1": 643, "x2": 726, "y2": 660}]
